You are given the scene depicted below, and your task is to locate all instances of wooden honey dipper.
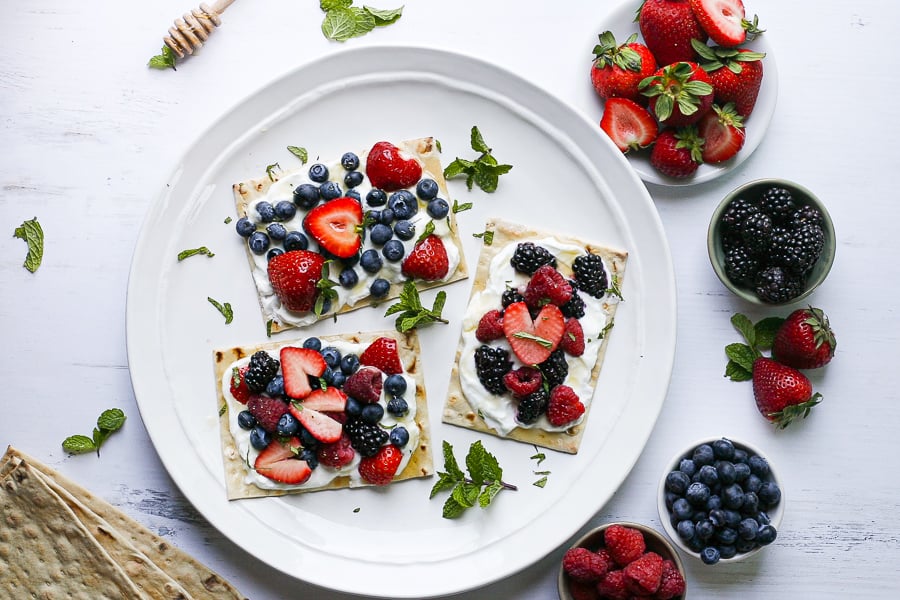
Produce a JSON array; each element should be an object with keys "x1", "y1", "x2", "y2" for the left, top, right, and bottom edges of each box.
[{"x1": 163, "y1": 0, "x2": 237, "y2": 58}]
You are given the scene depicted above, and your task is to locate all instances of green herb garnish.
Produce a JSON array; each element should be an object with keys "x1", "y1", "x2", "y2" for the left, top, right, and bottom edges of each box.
[
  {"x1": 320, "y1": 1, "x2": 403, "y2": 42},
  {"x1": 177, "y1": 246, "x2": 215, "y2": 261},
  {"x1": 208, "y1": 297, "x2": 234, "y2": 324},
  {"x1": 62, "y1": 408, "x2": 126, "y2": 456},
  {"x1": 451, "y1": 199, "x2": 472, "y2": 214},
  {"x1": 287, "y1": 146, "x2": 309, "y2": 163},
  {"x1": 148, "y1": 45, "x2": 177, "y2": 70},
  {"x1": 473, "y1": 229, "x2": 494, "y2": 245},
  {"x1": 443, "y1": 126, "x2": 512, "y2": 193},
  {"x1": 314, "y1": 262, "x2": 339, "y2": 316},
  {"x1": 14, "y1": 217, "x2": 44, "y2": 273},
  {"x1": 224, "y1": 216, "x2": 233, "y2": 224},
  {"x1": 416, "y1": 220, "x2": 436, "y2": 243},
  {"x1": 384, "y1": 280, "x2": 448, "y2": 332},
  {"x1": 266, "y1": 163, "x2": 281, "y2": 181},
  {"x1": 430, "y1": 440, "x2": 516, "y2": 519}
]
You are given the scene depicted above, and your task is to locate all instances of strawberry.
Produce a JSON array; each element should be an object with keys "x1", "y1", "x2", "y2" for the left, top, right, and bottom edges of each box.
[
  {"x1": 690, "y1": 0, "x2": 762, "y2": 48},
  {"x1": 254, "y1": 437, "x2": 312, "y2": 485},
  {"x1": 596, "y1": 569, "x2": 628, "y2": 600},
  {"x1": 280, "y1": 346, "x2": 327, "y2": 399},
  {"x1": 640, "y1": 62, "x2": 714, "y2": 127},
  {"x1": 300, "y1": 386, "x2": 348, "y2": 412},
  {"x1": 656, "y1": 559, "x2": 686, "y2": 599},
  {"x1": 698, "y1": 102, "x2": 745, "y2": 163},
  {"x1": 365, "y1": 141, "x2": 423, "y2": 191},
  {"x1": 623, "y1": 551, "x2": 663, "y2": 595},
  {"x1": 358, "y1": 444, "x2": 403, "y2": 485},
  {"x1": 246, "y1": 395, "x2": 289, "y2": 432},
  {"x1": 523, "y1": 265, "x2": 573, "y2": 308},
  {"x1": 772, "y1": 307, "x2": 836, "y2": 369},
  {"x1": 503, "y1": 302, "x2": 565, "y2": 365},
  {"x1": 694, "y1": 40, "x2": 765, "y2": 116},
  {"x1": 401, "y1": 234, "x2": 450, "y2": 281},
  {"x1": 560, "y1": 318, "x2": 585, "y2": 357},
  {"x1": 267, "y1": 250, "x2": 326, "y2": 313},
  {"x1": 603, "y1": 524, "x2": 646, "y2": 566},
  {"x1": 546, "y1": 385, "x2": 585, "y2": 427},
  {"x1": 302, "y1": 196, "x2": 363, "y2": 259},
  {"x1": 752, "y1": 357, "x2": 822, "y2": 428},
  {"x1": 288, "y1": 404, "x2": 343, "y2": 443},
  {"x1": 650, "y1": 127, "x2": 704, "y2": 179},
  {"x1": 342, "y1": 366, "x2": 383, "y2": 404},
  {"x1": 475, "y1": 309, "x2": 505, "y2": 342},
  {"x1": 599, "y1": 98, "x2": 659, "y2": 153},
  {"x1": 562, "y1": 547, "x2": 611, "y2": 583},
  {"x1": 590, "y1": 31, "x2": 658, "y2": 104},
  {"x1": 316, "y1": 432, "x2": 356, "y2": 468},
  {"x1": 637, "y1": 0, "x2": 708, "y2": 66},
  {"x1": 359, "y1": 336, "x2": 404, "y2": 375},
  {"x1": 502, "y1": 366, "x2": 543, "y2": 397},
  {"x1": 229, "y1": 366, "x2": 251, "y2": 404}
]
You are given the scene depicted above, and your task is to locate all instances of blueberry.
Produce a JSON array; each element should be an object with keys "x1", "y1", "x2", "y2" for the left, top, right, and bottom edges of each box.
[
  {"x1": 725, "y1": 509, "x2": 742, "y2": 529},
  {"x1": 329, "y1": 371, "x2": 346, "y2": 388},
  {"x1": 339, "y1": 267, "x2": 359, "y2": 288},
  {"x1": 665, "y1": 470, "x2": 691, "y2": 495},
  {"x1": 758, "y1": 481, "x2": 782, "y2": 507},
  {"x1": 377, "y1": 208, "x2": 395, "y2": 224},
  {"x1": 321, "y1": 347, "x2": 342, "y2": 368},
  {"x1": 276, "y1": 413, "x2": 300, "y2": 436},
  {"x1": 733, "y1": 448, "x2": 749, "y2": 464},
  {"x1": 249, "y1": 426, "x2": 271, "y2": 450},
  {"x1": 366, "y1": 188, "x2": 387, "y2": 206},
  {"x1": 293, "y1": 183, "x2": 320, "y2": 209},
  {"x1": 266, "y1": 222, "x2": 287, "y2": 241},
  {"x1": 344, "y1": 170, "x2": 364, "y2": 188},
  {"x1": 665, "y1": 491, "x2": 678, "y2": 511},
  {"x1": 340, "y1": 354, "x2": 360, "y2": 375},
  {"x1": 388, "y1": 190, "x2": 417, "y2": 220},
  {"x1": 733, "y1": 462, "x2": 751, "y2": 482},
  {"x1": 346, "y1": 189, "x2": 361, "y2": 201},
  {"x1": 738, "y1": 518, "x2": 759, "y2": 540},
  {"x1": 735, "y1": 538, "x2": 757, "y2": 553},
  {"x1": 345, "y1": 396, "x2": 362, "y2": 418},
  {"x1": 389, "y1": 426, "x2": 410, "y2": 447},
  {"x1": 712, "y1": 438, "x2": 736, "y2": 460},
  {"x1": 360, "y1": 249, "x2": 383, "y2": 273},
  {"x1": 426, "y1": 198, "x2": 450, "y2": 219},
  {"x1": 676, "y1": 519, "x2": 695, "y2": 540},
  {"x1": 672, "y1": 497, "x2": 693, "y2": 521},
  {"x1": 741, "y1": 492, "x2": 760, "y2": 515},
  {"x1": 416, "y1": 178, "x2": 439, "y2": 200},
  {"x1": 266, "y1": 248, "x2": 283, "y2": 261},
  {"x1": 370, "y1": 223, "x2": 393, "y2": 245},
  {"x1": 319, "y1": 181, "x2": 343, "y2": 200},
  {"x1": 341, "y1": 152, "x2": 360, "y2": 170},
  {"x1": 340, "y1": 252, "x2": 360, "y2": 268},
  {"x1": 300, "y1": 447, "x2": 318, "y2": 470},
  {"x1": 756, "y1": 511, "x2": 771, "y2": 526},
  {"x1": 382, "y1": 239, "x2": 405, "y2": 262},
  {"x1": 716, "y1": 461, "x2": 737, "y2": 486},
  {"x1": 687, "y1": 535, "x2": 706, "y2": 552},
  {"x1": 274, "y1": 200, "x2": 296, "y2": 221},
  {"x1": 700, "y1": 546, "x2": 721, "y2": 565},
  {"x1": 698, "y1": 465, "x2": 719, "y2": 488},
  {"x1": 361, "y1": 403, "x2": 385, "y2": 425},
  {"x1": 695, "y1": 519, "x2": 715, "y2": 540},
  {"x1": 265, "y1": 375, "x2": 285, "y2": 397},
  {"x1": 370, "y1": 278, "x2": 391, "y2": 298},
  {"x1": 393, "y1": 220, "x2": 415, "y2": 241},
  {"x1": 745, "y1": 474, "x2": 762, "y2": 494},
  {"x1": 718, "y1": 544, "x2": 737, "y2": 559},
  {"x1": 723, "y1": 484, "x2": 745, "y2": 509},
  {"x1": 679, "y1": 458, "x2": 698, "y2": 478},
  {"x1": 255, "y1": 201, "x2": 275, "y2": 222},
  {"x1": 705, "y1": 495, "x2": 722, "y2": 512},
  {"x1": 235, "y1": 217, "x2": 256, "y2": 237},
  {"x1": 756, "y1": 524, "x2": 777, "y2": 545},
  {"x1": 284, "y1": 230, "x2": 309, "y2": 251},
  {"x1": 237, "y1": 411, "x2": 256, "y2": 430},
  {"x1": 693, "y1": 444, "x2": 715, "y2": 466},
  {"x1": 387, "y1": 397, "x2": 409, "y2": 417},
  {"x1": 299, "y1": 426, "x2": 319, "y2": 449},
  {"x1": 302, "y1": 337, "x2": 322, "y2": 351},
  {"x1": 308, "y1": 163, "x2": 329, "y2": 182},
  {"x1": 709, "y1": 508, "x2": 727, "y2": 528},
  {"x1": 749, "y1": 455, "x2": 770, "y2": 477},
  {"x1": 685, "y1": 482, "x2": 710, "y2": 506},
  {"x1": 384, "y1": 374, "x2": 407, "y2": 396},
  {"x1": 248, "y1": 231, "x2": 270, "y2": 255}
]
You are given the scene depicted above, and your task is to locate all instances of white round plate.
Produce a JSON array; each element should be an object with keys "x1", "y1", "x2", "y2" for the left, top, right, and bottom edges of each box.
[
  {"x1": 126, "y1": 45, "x2": 676, "y2": 598},
  {"x1": 588, "y1": 2, "x2": 778, "y2": 186}
]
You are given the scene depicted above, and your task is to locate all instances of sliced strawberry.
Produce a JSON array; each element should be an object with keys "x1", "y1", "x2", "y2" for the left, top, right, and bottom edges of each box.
[
  {"x1": 698, "y1": 103, "x2": 745, "y2": 163},
  {"x1": 560, "y1": 318, "x2": 586, "y2": 357},
  {"x1": 302, "y1": 196, "x2": 363, "y2": 259},
  {"x1": 229, "y1": 366, "x2": 251, "y2": 404},
  {"x1": 317, "y1": 432, "x2": 356, "y2": 468},
  {"x1": 301, "y1": 386, "x2": 348, "y2": 412},
  {"x1": 288, "y1": 404, "x2": 343, "y2": 443},
  {"x1": 359, "y1": 336, "x2": 403, "y2": 375},
  {"x1": 267, "y1": 250, "x2": 326, "y2": 313},
  {"x1": 365, "y1": 141, "x2": 423, "y2": 191},
  {"x1": 690, "y1": 0, "x2": 760, "y2": 47},
  {"x1": 342, "y1": 366, "x2": 383, "y2": 404},
  {"x1": 280, "y1": 346, "x2": 327, "y2": 399},
  {"x1": 358, "y1": 444, "x2": 404, "y2": 486},
  {"x1": 599, "y1": 98, "x2": 658, "y2": 153},
  {"x1": 401, "y1": 234, "x2": 450, "y2": 281},
  {"x1": 254, "y1": 437, "x2": 312, "y2": 484},
  {"x1": 503, "y1": 301, "x2": 565, "y2": 365}
]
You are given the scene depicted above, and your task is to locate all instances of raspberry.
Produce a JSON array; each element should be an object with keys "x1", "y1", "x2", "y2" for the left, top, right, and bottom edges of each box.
[
  {"x1": 246, "y1": 395, "x2": 289, "y2": 433},
  {"x1": 474, "y1": 345, "x2": 512, "y2": 395},
  {"x1": 561, "y1": 318, "x2": 585, "y2": 357},
  {"x1": 345, "y1": 418, "x2": 388, "y2": 457},
  {"x1": 546, "y1": 385, "x2": 585, "y2": 427},
  {"x1": 245, "y1": 351, "x2": 280, "y2": 392},
  {"x1": 656, "y1": 559, "x2": 686, "y2": 600},
  {"x1": 515, "y1": 388, "x2": 549, "y2": 424},
  {"x1": 475, "y1": 309, "x2": 505, "y2": 343},
  {"x1": 572, "y1": 253, "x2": 608, "y2": 298},
  {"x1": 229, "y1": 366, "x2": 252, "y2": 404},
  {"x1": 538, "y1": 349, "x2": 569, "y2": 388},
  {"x1": 523, "y1": 265, "x2": 573, "y2": 308},
  {"x1": 595, "y1": 569, "x2": 628, "y2": 600},
  {"x1": 501, "y1": 288, "x2": 525, "y2": 308},
  {"x1": 316, "y1": 432, "x2": 355, "y2": 468},
  {"x1": 623, "y1": 551, "x2": 663, "y2": 595},
  {"x1": 358, "y1": 444, "x2": 403, "y2": 485},
  {"x1": 503, "y1": 366, "x2": 543, "y2": 397},
  {"x1": 563, "y1": 547, "x2": 612, "y2": 583},
  {"x1": 603, "y1": 525, "x2": 646, "y2": 567},
  {"x1": 560, "y1": 285, "x2": 586, "y2": 319},
  {"x1": 567, "y1": 580, "x2": 599, "y2": 600},
  {"x1": 510, "y1": 242, "x2": 557, "y2": 274},
  {"x1": 343, "y1": 366, "x2": 383, "y2": 404}
]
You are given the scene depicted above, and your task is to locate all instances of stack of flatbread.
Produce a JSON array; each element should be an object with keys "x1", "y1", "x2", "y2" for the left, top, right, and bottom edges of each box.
[{"x1": 0, "y1": 446, "x2": 246, "y2": 599}]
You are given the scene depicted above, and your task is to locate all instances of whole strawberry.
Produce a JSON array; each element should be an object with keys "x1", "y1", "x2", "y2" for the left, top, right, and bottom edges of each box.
[
  {"x1": 752, "y1": 357, "x2": 822, "y2": 428},
  {"x1": 637, "y1": 0, "x2": 708, "y2": 66},
  {"x1": 640, "y1": 61, "x2": 714, "y2": 127},
  {"x1": 267, "y1": 250, "x2": 326, "y2": 313},
  {"x1": 694, "y1": 40, "x2": 765, "y2": 117},
  {"x1": 772, "y1": 306, "x2": 836, "y2": 369},
  {"x1": 591, "y1": 31, "x2": 658, "y2": 104},
  {"x1": 649, "y1": 127, "x2": 704, "y2": 179}
]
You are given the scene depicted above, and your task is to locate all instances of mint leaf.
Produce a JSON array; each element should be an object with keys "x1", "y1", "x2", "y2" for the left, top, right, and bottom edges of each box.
[
  {"x1": 208, "y1": 297, "x2": 234, "y2": 324},
  {"x1": 452, "y1": 199, "x2": 472, "y2": 213},
  {"x1": 14, "y1": 217, "x2": 44, "y2": 273},
  {"x1": 443, "y1": 158, "x2": 475, "y2": 180},
  {"x1": 322, "y1": 8, "x2": 359, "y2": 41},
  {"x1": 97, "y1": 408, "x2": 126, "y2": 432},
  {"x1": 62, "y1": 435, "x2": 96, "y2": 454},
  {"x1": 429, "y1": 472, "x2": 458, "y2": 498},
  {"x1": 265, "y1": 163, "x2": 280, "y2": 181},
  {"x1": 452, "y1": 482, "x2": 481, "y2": 508},
  {"x1": 725, "y1": 343, "x2": 756, "y2": 373},
  {"x1": 63, "y1": 408, "x2": 126, "y2": 455},
  {"x1": 431, "y1": 440, "x2": 515, "y2": 519},
  {"x1": 442, "y1": 496, "x2": 466, "y2": 519},
  {"x1": 321, "y1": 0, "x2": 352, "y2": 10},
  {"x1": 480, "y1": 445, "x2": 503, "y2": 482},
  {"x1": 350, "y1": 6, "x2": 377, "y2": 35},
  {"x1": 465, "y1": 441, "x2": 487, "y2": 486},
  {"x1": 441, "y1": 440, "x2": 464, "y2": 480},
  {"x1": 478, "y1": 480, "x2": 503, "y2": 507},
  {"x1": 473, "y1": 229, "x2": 494, "y2": 245},
  {"x1": 443, "y1": 126, "x2": 512, "y2": 193},
  {"x1": 177, "y1": 246, "x2": 214, "y2": 261},
  {"x1": 725, "y1": 360, "x2": 753, "y2": 382},
  {"x1": 224, "y1": 216, "x2": 232, "y2": 224},
  {"x1": 755, "y1": 317, "x2": 785, "y2": 350},
  {"x1": 731, "y1": 313, "x2": 756, "y2": 348},
  {"x1": 470, "y1": 125, "x2": 491, "y2": 154},
  {"x1": 416, "y1": 220, "x2": 435, "y2": 243},
  {"x1": 287, "y1": 146, "x2": 308, "y2": 163},
  {"x1": 533, "y1": 476, "x2": 548, "y2": 488},
  {"x1": 148, "y1": 45, "x2": 177, "y2": 70},
  {"x1": 364, "y1": 5, "x2": 403, "y2": 25},
  {"x1": 384, "y1": 280, "x2": 448, "y2": 332}
]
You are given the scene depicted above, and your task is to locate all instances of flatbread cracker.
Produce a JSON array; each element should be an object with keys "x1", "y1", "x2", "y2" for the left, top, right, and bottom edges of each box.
[
  {"x1": 214, "y1": 330, "x2": 433, "y2": 500},
  {"x1": 443, "y1": 219, "x2": 627, "y2": 454},
  {"x1": 233, "y1": 137, "x2": 468, "y2": 333}
]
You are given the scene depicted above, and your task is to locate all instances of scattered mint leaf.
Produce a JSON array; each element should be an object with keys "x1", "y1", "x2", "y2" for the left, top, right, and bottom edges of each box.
[
  {"x1": 606, "y1": 275, "x2": 623, "y2": 300},
  {"x1": 351, "y1": 6, "x2": 377, "y2": 35},
  {"x1": 472, "y1": 229, "x2": 494, "y2": 245},
  {"x1": 208, "y1": 297, "x2": 234, "y2": 324},
  {"x1": 314, "y1": 261, "x2": 339, "y2": 316},
  {"x1": 435, "y1": 139, "x2": 442, "y2": 152},
  {"x1": 219, "y1": 404, "x2": 227, "y2": 417},
  {"x1": 62, "y1": 435, "x2": 95, "y2": 454},
  {"x1": 14, "y1": 217, "x2": 44, "y2": 273},
  {"x1": 353, "y1": 507, "x2": 361, "y2": 513},
  {"x1": 430, "y1": 440, "x2": 516, "y2": 519},
  {"x1": 384, "y1": 280, "x2": 448, "y2": 332},
  {"x1": 443, "y1": 126, "x2": 512, "y2": 193},
  {"x1": 321, "y1": 0, "x2": 352, "y2": 10},
  {"x1": 754, "y1": 317, "x2": 785, "y2": 350},
  {"x1": 530, "y1": 447, "x2": 546, "y2": 466},
  {"x1": 533, "y1": 476, "x2": 548, "y2": 488},
  {"x1": 322, "y1": 8, "x2": 358, "y2": 41},
  {"x1": 598, "y1": 320, "x2": 614, "y2": 340},
  {"x1": 224, "y1": 216, "x2": 233, "y2": 224},
  {"x1": 266, "y1": 319, "x2": 274, "y2": 337},
  {"x1": 148, "y1": 45, "x2": 177, "y2": 70},
  {"x1": 452, "y1": 199, "x2": 472, "y2": 214},
  {"x1": 416, "y1": 220, "x2": 435, "y2": 243},
  {"x1": 320, "y1": 1, "x2": 403, "y2": 41},
  {"x1": 177, "y1": 246, "x2": 215, "y2": 261},
  {"x1": 96, "y1": 408, "x2": 126, "y2": 432},
  {"x1": 364, "y1": 5, "x2": 403, "y2": 25},
  {"x1": 62, "y1": 408, "x2": 126, "y2": 456},
  {"x1": 731, "y1": 313, "x2": 756, "y2": 349},
  {"x1": 287, "y1": 146, "x2": 309, "y2": 164},
  {"x1": 265, "y1": 163, "x2": 281, "y2": 181}
]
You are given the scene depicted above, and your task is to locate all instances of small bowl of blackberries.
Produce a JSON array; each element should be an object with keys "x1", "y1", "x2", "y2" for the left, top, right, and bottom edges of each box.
[
  {"x1": 658, "y1": 437, "x2": 784, "y2": 565},
  {"x1": 708, "y1": 179, "x2": 835, "y2": 304}
]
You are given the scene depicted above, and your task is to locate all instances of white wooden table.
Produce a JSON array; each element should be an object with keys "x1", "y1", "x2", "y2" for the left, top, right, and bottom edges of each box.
[{"x1": 3, "y1": 1, "x2": 899, "y2": 597}]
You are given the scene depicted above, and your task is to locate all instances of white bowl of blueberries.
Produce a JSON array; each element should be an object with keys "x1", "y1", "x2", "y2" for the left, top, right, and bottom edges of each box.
[{"x1": 657, "y1": 437, "x2": 784, "y2": 565}]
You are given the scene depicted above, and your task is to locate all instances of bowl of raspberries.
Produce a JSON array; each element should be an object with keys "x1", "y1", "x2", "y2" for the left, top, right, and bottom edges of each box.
[
  {"x1": 708, "y1": 178, "x2": 835, "y2": 304},
  {"x1": 658, "y1": 437, "x2": 784, "y2": 565},
  {"x1": 558, "y1": 522, "x2": 686, "y2": 599}
]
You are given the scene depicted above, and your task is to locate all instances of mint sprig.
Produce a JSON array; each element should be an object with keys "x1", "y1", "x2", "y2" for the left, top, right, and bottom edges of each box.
[
  {"x1": 443, "y1": 126, "x2": 512, "y2": 193},
  {"x1": 208, "y1": 297, "x2": 234, "y2": 324},
  {"x1": 430, "y1": 440, "x2": 516, "y2": 519},
  {"x1": 148, "y1": 45, "x2": 177, "y2": 70},
  {"x1": 320, "y1": 1, "x2": 403, "y2": 42},
  {"x1": 14, "y1": 217, "x2": 44, "y2": 273},
  {"x1": 724, "y1": 313, "x2": 785, "y2": 381},
  {"x1": 287, "y1": 146, "x2": 309, "y2": 163},
  {"x1": 384, "y1": 280, "x2": 448, "y2": 332},
  {"x1": 177, "y1": 246, "x2": 215, "y2": 261},
  {"x1": 62, "y1": 409, "x2": 126, "y2": 456}
]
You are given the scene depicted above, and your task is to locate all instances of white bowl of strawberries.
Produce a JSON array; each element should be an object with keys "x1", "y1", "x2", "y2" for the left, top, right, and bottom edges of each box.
[{"x1": 592, "y1": 0, "x2": 778, "y2": 185}]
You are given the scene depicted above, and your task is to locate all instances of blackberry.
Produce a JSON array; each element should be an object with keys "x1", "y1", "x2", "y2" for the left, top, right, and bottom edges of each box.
[
  {"x1": 758, "y1": 187, "x2": 796, "y2": 224},
  {"x1": 720, "y1": 198, "x2": 759, "y2": 236},
  {"x1": 769, "y1": 224, "x2": 823, "y2": 274},
  {"x1": 572, "y1": 253, "x2": 608, "y2": 298},
  {"x1": 754, "y1": 266, "x2": 804, "y2": 304},
  {"x1": 345, "y1": 418, "x2": 389, "y2": 457},
  {"x1": 245, "y1": 351, "x2": 280, "y2": 392},
  {"x1": 560, "y1": 284, "x2": 586, "y2": 319},
  {"x1": 501, "y1": 288, "x2": 525, "y2": 309},
  {"x1": 538, "y1": 349, "x2": 569, "y2": 388},
  {"x1": 723, "y1": 244, "x2": 759, "y2": 285},
  {"x1": 790, "y1": 204, "x2": 824, "y2": 228},
  {"x1": 516, "y1": 388, "x2": 549, "y2": 425},
  {"x1": 739, "y1": 212, "x2": 773, "y2": 255},
  {"x1": 474, "y1": 345, "x2": 512, "y2": 395},
  {"x1": 510, "y1": 242, "x2": 557, "y2": 275}
]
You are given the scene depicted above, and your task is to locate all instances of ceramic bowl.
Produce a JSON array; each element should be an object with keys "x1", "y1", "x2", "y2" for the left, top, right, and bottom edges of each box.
[
  {"x1": 658, "y1": 437, "x2": 785, "y2": 564},
  {"x1": 557, "y1": 521, "x2": 686, "y2": 599},
  {"x1": 707, "y1": 178, "x2": 835, "y2": 305}
]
